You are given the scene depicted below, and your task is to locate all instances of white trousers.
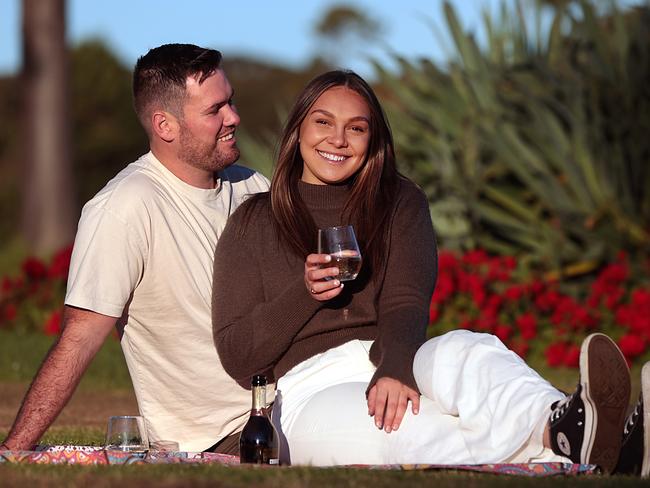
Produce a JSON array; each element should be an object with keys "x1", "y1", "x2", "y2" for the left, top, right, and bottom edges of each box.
[{"x1": 273, "y1": 330, "x2": 569, "y2": 466}]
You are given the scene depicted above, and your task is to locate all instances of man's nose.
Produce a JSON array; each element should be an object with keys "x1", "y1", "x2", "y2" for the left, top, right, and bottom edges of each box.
[{"x1": 224, "y1": 104, "x2": 240, "y2": 127}]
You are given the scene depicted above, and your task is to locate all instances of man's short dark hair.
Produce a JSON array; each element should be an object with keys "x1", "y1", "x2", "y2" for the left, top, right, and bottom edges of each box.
[{"x1": 133, "y1": 43, "x2": 222, "y2": 133}]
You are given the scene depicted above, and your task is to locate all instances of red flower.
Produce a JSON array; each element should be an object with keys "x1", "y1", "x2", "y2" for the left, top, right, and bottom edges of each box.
[
  {"x1": 483, "y1": 295, "x2": 502, "y2": 320},
  {"x1": 48, "y1": 245, "x2": 73, "y2": 280},
  {"x1": 432, "y1": 273, "x2": 454, "y2": 304},
  {"x1": 604, "y1": 287, "x2": 625, "y2": 309},
  {"x1": 616, "y1": 288, "x2": 650, "y2": 338},
  {"x1": 462, "y1": 249, "x2": 489, "y2": 266},
  {"x1": 1, "y1": 277, "x2": 12, "y2": 294},
  {"x1": 618, "y1": 334, "x2": 646, "y2": 359},
  {"x1": 503, "y1": 285, "x2": 525, "y2": 303},
  {"x1": 487, "y1": 257, "x2": 513, "y2": 282},
  {"x1": 459, "y1": 317, "x2": 473, "y2": 330},
  {"x1": 551, "y1": 296, "x2": 580, "y2": 327},
  {"x1": 475, "y1": 315, "x2": 496, "y2": 332},
  {"x1": 22, "y1": 257, "x2": 48, "y2": 281},
  {"x1": 545, "y1": 342, "x2": 568, "y2": 367},
  {"x1": 569, "y1": 304, "x2": 598, "y2": 331},
  {"x1": 535, "y1": 289, "x2": 562, "y2": 312},
  {"x1": 438, "y1": 252, "x2": 458, "y2": 272},
  {"x1": 589, "y1": 262, "x2": 630, "y2": 307},
  {"x1": 494, "y1": 324, "x2": 512, "y2": 342},
  {"x1": 564, "y1": 344, "x2": 580, "y2": 368},
  {"x1": 510, "y1": 340, "x2": 529, "y2": 359},
  {"x1": 429, "y1": 304, "x2": 440, "y2": 324},
  {"x1": 43, "y1": 309, "x2": 63, "y2": 336},
  {"x1": 502, "y1": 256, "x2": 517, "y2": 270},
  {"x1": 3, "y1": 303, "x2": 17, "y2": 322},
  {"x1": 529, "y1": 279, "x2": 545, "y2": 296},
  {"x1": 516, "y1": 312, "x2": 537, "y2": 340}
]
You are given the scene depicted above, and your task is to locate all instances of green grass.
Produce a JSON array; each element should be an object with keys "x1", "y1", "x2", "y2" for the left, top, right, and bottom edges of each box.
[
  {"x1": 2, "y1": 330, "x2": 645, "y2": 396},
  {"x1": 0, "y1": 235, "x2": 29, "y2": 276},
  {"x1": 1, "y1": 463, "x2": 649, "y2": 488},
  {"x1": 1, "y1": 330, "x2": 648, "y2": 486},
  {"x1": 0, "y1": 330, "x2": 132, "y2": 390}
]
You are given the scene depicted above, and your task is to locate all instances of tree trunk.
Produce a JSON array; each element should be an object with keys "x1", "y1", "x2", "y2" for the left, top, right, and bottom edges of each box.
[{"x1": 21, "y1": 0, "x2": 75, "y2": 255}]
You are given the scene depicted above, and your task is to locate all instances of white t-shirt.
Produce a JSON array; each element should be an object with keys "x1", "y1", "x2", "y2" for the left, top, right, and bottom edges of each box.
[{"x1": 65, "y1": 151, "x2": 269, "y2": 452}]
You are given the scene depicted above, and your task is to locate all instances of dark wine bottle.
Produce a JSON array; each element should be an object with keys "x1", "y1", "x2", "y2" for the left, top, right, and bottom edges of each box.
[{"x1": 239, "y1": 375, "x2": 279, "y2": 465}]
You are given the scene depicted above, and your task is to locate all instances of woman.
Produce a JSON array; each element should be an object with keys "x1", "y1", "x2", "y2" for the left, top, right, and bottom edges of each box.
[{"x1": 211, "y1": 70, "x2": 635, "y2": 471}]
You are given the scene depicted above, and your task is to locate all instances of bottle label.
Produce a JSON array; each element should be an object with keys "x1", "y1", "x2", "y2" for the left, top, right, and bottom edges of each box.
[{"x1": 269, "y1": 458, "x2": 279, "y2": 465}]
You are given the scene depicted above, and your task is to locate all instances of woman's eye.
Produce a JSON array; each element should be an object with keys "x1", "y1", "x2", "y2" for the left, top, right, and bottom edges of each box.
[{"x1": 350, "y1": 126, "x2": 366, "y2": 133}]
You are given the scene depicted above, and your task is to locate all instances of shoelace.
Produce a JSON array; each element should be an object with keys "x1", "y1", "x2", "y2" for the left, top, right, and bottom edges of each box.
[
  {"x1": 623, "y1": 398, "x2": 642, "y2": 435},
  {"x1": 550, "y1": 392, "x2": 575, "y2": 423}
]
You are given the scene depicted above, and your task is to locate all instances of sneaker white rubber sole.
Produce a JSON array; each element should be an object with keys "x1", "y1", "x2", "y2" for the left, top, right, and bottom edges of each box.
[
  {"x1": 579, "y1": 333, "x2": 631, "y2": 474},
  {"x1": 642, "y1": 362, "x2": 650, "y2": 478}
]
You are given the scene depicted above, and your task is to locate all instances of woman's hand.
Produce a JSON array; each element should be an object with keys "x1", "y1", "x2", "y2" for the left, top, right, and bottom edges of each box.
[
  {"x1": 304, "y1": 253, "x2": 344, "y2": 301},
  {"x1": 367, "y1": 377, "x2": 420, "y2": 433}
]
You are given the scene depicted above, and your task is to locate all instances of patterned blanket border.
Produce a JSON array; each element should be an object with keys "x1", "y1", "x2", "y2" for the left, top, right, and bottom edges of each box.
[{"x1": 0, "y1": 446, "x2": 597, "y2": 476}]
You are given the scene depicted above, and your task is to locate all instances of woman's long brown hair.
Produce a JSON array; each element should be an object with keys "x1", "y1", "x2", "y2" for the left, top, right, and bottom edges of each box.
[{"x1": 268, "y1": 70, "x2": 400, "y2": 276}]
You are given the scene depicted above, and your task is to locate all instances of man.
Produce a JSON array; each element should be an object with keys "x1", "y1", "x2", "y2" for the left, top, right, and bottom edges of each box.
[{"x1": 1, "y1": 44, "x2": 268, "y2": 453}]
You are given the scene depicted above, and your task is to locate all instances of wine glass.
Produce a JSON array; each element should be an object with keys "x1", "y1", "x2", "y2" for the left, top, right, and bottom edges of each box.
[
  {"x1": 105, "y1": 415, "x2": 149, "y2": 453},
  {"x1": 317, "y1": 225, "x2": 362, "y2": 281}
]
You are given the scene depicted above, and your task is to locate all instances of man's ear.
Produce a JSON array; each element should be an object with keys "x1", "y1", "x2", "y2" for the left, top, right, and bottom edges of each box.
[{"x1": 151, "y1": 110, "x2": 178, "y2": 143}]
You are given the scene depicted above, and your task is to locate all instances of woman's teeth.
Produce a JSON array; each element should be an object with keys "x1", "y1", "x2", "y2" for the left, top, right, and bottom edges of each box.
[{"x1": 317, "y1": 150, "x2": 346, "y2": 162}]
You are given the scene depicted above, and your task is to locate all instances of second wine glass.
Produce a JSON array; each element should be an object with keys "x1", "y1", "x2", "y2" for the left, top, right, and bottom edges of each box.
[{"x1": 317, "y1": 225, "x2": 362, "y2": 282}]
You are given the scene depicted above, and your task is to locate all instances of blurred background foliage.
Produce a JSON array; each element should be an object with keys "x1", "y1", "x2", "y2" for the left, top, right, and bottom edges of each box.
[
  {"x1": 0, "y1": 0, "x2": 648, "y2": 282},
  {"x1": 379, "y1": 0, "x2": 650, "y2": 281}
]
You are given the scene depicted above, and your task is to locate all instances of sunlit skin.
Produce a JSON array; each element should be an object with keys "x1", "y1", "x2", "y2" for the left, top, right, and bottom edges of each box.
[
  {"x1": 150, "y1": 69, "x2": 241, "y2": 189},
  {"x1": 299, "y1": 86, "x2": 370, "y2": 186},
  {"x1": 178, "y1": 71, "x2": 241, "y2": 174},
  {"x1": 300, "y1": 86, "x2": 421, "y2": 435}
]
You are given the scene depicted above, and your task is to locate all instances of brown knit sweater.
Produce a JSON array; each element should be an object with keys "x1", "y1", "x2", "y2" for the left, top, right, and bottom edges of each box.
[{"x1": 212, "y1": 178, "x2": 437, "y2": 393}]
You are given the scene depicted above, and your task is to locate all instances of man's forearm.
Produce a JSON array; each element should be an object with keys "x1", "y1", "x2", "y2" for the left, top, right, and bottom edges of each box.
[
  {"x1": 2, "y1": 306, "x2": 116, "y2": 450},
  {"x1": 3, "y1": 337, "x2": 88, "y2": 449}
]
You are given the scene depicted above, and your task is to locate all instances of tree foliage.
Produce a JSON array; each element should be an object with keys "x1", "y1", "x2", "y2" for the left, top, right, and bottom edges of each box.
[
  {"x1": 377, "y1": 0, "x2": 650, "y2": 274},
  {"x1": 315, "y1": 5, "x2": 382, "y2": 40}
]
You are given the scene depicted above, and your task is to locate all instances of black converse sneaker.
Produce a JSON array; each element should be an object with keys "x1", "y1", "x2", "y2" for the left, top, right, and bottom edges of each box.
[
  {"x1": 614, "y1": 362, "x2": 650, "y2": 477},
  {"x1": 549, "y1": 333, "x2": 631, "y2": 473}
]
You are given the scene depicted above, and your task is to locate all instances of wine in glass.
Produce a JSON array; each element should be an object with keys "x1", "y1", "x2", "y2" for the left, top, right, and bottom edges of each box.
[{"x1": 318, "y1": 225, "x2": 362, "y2": 281}]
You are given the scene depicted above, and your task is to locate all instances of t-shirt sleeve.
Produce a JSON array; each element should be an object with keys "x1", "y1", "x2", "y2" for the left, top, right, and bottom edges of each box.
[
  {"x1": 65, "y1": 202, "x2": 147, "y2": 318},
  {"x1": 367, "y1": 183, "x2": 438, "y2": 393}
]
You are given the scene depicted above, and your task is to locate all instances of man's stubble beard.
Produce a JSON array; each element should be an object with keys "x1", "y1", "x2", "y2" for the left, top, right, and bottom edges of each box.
[{"x1": 177, "y1": 124, "x2": 240, "y2": 174}]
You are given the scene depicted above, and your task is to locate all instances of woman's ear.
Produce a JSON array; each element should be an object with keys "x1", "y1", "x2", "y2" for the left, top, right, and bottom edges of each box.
[{"x1": 151, "y1": 110, "x2": 179, "y2": 143}]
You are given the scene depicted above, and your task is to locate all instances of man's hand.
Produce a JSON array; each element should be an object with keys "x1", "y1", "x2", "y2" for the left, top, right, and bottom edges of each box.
[
  {"x1": 304, "y1": 253, "x2": 344, "y2": 301},
  {"x1": 367, "y1": 377, "x2": 420, "y2": 434},
  {"x1": 1, "y1": 306, "x2": 116, "y2": 451}
]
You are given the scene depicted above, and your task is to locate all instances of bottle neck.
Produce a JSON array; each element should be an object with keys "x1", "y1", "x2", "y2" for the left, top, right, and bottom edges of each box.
[{"x1": 251, "y1": 385, "x2": 266, "y2": 414}]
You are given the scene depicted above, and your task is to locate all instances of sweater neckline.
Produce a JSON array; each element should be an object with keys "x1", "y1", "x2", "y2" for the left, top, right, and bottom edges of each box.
[{"x1": 298, "y1": 180, "x2": 351, "y2": 209}]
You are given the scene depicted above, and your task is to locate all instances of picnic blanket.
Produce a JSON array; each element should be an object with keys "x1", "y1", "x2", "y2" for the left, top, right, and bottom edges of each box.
[{"x1": 0, "y1": 445, "x2": 597, "y2": 477}]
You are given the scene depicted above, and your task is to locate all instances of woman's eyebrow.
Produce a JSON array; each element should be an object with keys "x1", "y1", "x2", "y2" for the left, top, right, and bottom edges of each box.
[{"x1": 310, "y1": 109, "x2": 369, "y2": 123}]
